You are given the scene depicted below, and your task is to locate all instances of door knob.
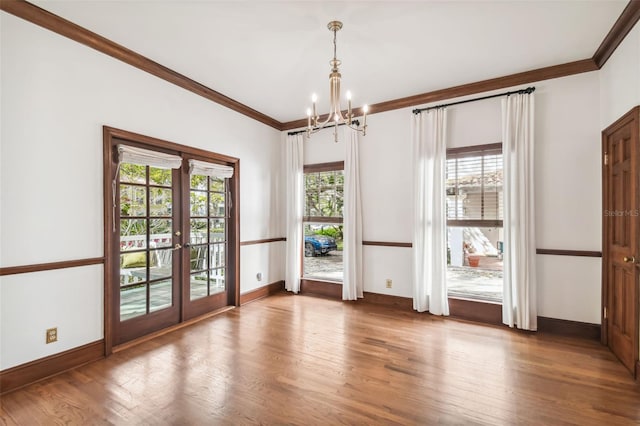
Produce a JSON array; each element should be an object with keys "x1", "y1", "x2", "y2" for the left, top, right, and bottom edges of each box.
[
  {"x1": 173, "y1": 244, "x2": 182, "y2": 250},
  {"x1": 623, "y1": 256, "x2": 635, "y2": 263}
]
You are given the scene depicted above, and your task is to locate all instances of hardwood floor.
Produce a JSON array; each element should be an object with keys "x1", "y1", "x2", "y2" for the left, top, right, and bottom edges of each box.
[{"x1": 1, "y1": 293, "x2": 639, "y2": 425}]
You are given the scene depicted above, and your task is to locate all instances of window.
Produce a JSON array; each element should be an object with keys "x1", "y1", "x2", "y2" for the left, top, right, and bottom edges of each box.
[
  {"x1": 303, "y1": 162, "x2": 344, "y2": 282},
  {"x1": 446, "y1": 143, "x2": 503, "y2": 302}
]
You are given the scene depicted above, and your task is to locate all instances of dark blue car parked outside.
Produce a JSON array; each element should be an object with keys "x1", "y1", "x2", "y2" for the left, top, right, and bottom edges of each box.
[{"x1": 304, "y1": 235, "x2": 337, "y2": 257}]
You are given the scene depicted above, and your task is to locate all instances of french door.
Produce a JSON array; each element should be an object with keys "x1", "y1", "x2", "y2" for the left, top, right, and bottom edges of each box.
[{"x1": 104, "y1": 128, "x2": 239, "y2": 349}]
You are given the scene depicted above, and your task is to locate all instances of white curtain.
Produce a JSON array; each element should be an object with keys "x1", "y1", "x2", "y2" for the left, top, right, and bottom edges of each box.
[
  {"x1": 343, "y1": 127, "x2": 364, "y2": 300},
  {"x1": 411, "y1": 109, "x2": 449, "y2": 315},
  {"x1": 502, "y1": 92, "x2": 537, "y2": 330},
  {"x1": 188, "y1": 159, "x2": 233, "y2": 178},
  {"x1": 285, "y1": 134, "x2": 304, "y2": 293}
]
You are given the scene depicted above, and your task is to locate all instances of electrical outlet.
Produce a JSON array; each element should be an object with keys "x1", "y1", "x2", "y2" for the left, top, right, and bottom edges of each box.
[
  {"x1": 256, "y1": 272, "x2": 263, "y2": 282},
  {"x1": 386, "y1": 279, "x2": 392, "y2": 289},
  {"x1": 46, "y1": 327, "x2": 58, "y2": 344}
]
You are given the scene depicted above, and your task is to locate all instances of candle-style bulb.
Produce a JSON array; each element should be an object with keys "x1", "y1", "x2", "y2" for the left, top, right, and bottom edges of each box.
[
  {"x1": 362, "y1": 104, "x2": 369, "y2": 114},
  {"x1": 346, "y1": 91, "x2": 352, "y2": 100},
  {"x1": 312, "y1": 93, "x2": 318, "y2": 103},
  {"x1": 306, "y1": 108, "x2": 311, "y2": 117}
]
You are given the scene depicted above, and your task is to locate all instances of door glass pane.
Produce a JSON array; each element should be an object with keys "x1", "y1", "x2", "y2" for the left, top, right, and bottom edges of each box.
[
  {"x1": 210, "y1": 219, "x2": 225, "y2": 242},
  {"x1": 150, "y1": 219, "x2": 172, "y2": 248},
  {"x1": 120, "y1": 219, "x2": 147, "y2": 250},
  {"x1": 120, "y1": 164, "x2": 146, "y2": 184},
  {"x1": 191, "y1": 175, "x2": 207, "y2": 190},
  {"x1": 210, "y1": 268, "x2": 225, "y2": 295},
  {"x1": 209, "y1": 177, "x2": 224, "y2": 192},
  {"x1": 150, "y1": 249, "x2": 172, "y2": 280},
  {"x1": 149, "y1": 167, "x2": 172, "y2": 186},
  {"x1": 209, "y1": 244, "x2": 225, "y2": 269},
  {"x1": 190, "y1": 246, "x2": 208, "y2": 272},
  {"x1": 190, "y1": 191, "x2": 207, "y2": 216},
  {"x1": 120, "y1": 284, "x2": 147, "y2": 321},
  {"x1": 150, "y1": 188, "x2": 172, "y2": 216},
  {"x1": 120, "y1": 185, "x2": 146, "y2": 216},
  {"x1": 209, "y1": 192, "x2": 225, "y2": 217},
  {"x1": 150, "y1": 279, "x2": 172, "y2": 312},
  {"x1": 190, "y1": 271, "x2": 208, "y2": 300},
  {"x1": 190, "y1": 219, "x2": 208, "y2": 244},
  {"x1": 120, "y1": 252, "x2": 147, "y2": 285}
]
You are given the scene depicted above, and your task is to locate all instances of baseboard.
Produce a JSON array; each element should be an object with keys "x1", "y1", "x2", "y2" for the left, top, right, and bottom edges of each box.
[
  {"x1": 362, "y1": 292, "x2": 413, "y2": 309},
  {"x1": 448, "y1": 297, "x2": 504, "y2": 326},
  {"x1": 240, "y1": 280, "x2": 284, "y2": 305},
  {"x1": 537, "y1": 316, "x2": 601, "y2": 340},
  {"x1": 0, "y1": 339, "x2": 105, "y2": 395},
  {"x1": 300, "y1": 279, "x2": 343, "y2": 299}
]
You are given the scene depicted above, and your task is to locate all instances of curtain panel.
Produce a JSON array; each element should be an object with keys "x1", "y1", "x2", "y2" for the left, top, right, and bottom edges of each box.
[
  {"x1": 343, "y1": 127, "x2": 364, "y2": 300},
  {"x1": 502, "y1": 93, "x2": 537, "y2": 330},
  {"x1": 411, "y1": 109, "x2": 449, "y2": 315},
  {"x1": 285, "y1": 134, "x2": 304, "y2": 293}
]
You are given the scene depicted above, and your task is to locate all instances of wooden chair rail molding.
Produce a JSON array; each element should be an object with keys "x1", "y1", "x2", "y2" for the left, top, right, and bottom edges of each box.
[
  {"x1": 535, "y1": 249, "x2": 602, "y2": 258},
  {"x1": 0, "y1": 247, "x2": 600, "y2": 276},
  {"x1": 361, "y1": 244, "x2": 603, "y2": 258},
  {"x1": 362, "y1": 241, "x2": 413, "y2": 248},
  {"x1": 240, "y1": 238, "x2": 286, "y2": 246},
  {"x1": 0, "y1": 257, "x2": 105, "y2": 276}
]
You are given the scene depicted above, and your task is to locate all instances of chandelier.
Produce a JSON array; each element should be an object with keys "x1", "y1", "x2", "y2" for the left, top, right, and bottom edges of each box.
[{"x1": 306, "y1": 21, "x2": 368, "y2": 142}]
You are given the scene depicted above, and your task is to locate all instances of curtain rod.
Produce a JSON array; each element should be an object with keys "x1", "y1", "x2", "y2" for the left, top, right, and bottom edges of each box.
[
  {"x1": 287, "y1": 120, "x2": 360, "y2": 136},
  {"x1": 412, "y1": 86, "x2": 535, "y2": 114}
]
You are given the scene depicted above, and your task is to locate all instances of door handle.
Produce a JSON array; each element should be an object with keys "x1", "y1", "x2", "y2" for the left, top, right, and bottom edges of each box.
[
  {"x1": 623, "y1": 256, "x2": 636, "y2": 263},
  {"x1": 173, "y1": 244, "x2": 182, "y2": 251}
]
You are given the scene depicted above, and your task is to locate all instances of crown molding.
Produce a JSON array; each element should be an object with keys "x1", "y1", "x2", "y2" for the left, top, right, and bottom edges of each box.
[
  {"x1": 2, "y1": 0, "x2": 636, "y2": 132},
  {"x1": 0, "y1": 0, "x2": 284, "y2": 130},
  {"x1": 593, "y1": 0, "x2": 640, "y2": 68}
]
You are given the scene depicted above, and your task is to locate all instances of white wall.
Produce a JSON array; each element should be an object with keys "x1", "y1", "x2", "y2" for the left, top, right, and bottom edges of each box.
[
  {"x1": 599, "y1": 23, "x2": 640, "y2": 129},
  {"x1": 0, "y1": 14, "x2": 284, "y2": 369},
  {"x1": 302, "y1": 72, "x2": 603, "y2": 323}
]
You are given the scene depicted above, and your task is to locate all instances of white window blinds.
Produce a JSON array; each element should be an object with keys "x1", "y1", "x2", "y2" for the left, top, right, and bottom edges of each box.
[
  {"x1": 446, "y1": 146, "x2": 503, "y2": 224},
  {"x1": 188, "y1": 159, "x2": 233, "y2": 178},
  {"x1": 118, "y1": 145, "x2": 182, "y2": 169}
]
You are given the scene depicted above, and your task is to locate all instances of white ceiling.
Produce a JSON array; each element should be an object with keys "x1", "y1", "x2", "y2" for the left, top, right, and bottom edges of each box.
[{"x1": 32, "y1": 0, "x2": 628, "y2": 123}]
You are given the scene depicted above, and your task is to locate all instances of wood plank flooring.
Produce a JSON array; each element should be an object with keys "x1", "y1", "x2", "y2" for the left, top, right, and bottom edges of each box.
[{"x1": 1, "y1": 293, "x2": 639, "y2": 425}]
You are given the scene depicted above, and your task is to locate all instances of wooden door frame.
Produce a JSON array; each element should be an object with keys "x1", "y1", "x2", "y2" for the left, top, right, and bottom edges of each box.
[
  {"x1": 103, "y1": 126, "x2": 240, "y2": 355},
  {"x1": 601, "y1": 106, "x2": 640, "y2": 379}
]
